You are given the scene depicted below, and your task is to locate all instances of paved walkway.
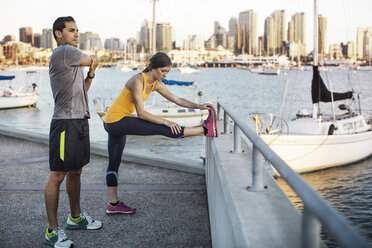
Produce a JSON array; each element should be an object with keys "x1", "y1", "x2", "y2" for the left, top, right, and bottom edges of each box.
[{"x1": 0, "y1": 134, "x2": 211, "y2": 248}]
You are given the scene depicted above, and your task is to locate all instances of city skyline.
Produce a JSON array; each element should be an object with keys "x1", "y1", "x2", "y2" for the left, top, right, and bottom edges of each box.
[{"x1": 1, "y1": 0, "x2": 371, "y2": 52}]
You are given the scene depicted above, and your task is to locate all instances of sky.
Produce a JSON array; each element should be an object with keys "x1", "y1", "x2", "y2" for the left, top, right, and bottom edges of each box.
[{"x1": 1, "y1": 0, "x2": 372, "y2": 52}]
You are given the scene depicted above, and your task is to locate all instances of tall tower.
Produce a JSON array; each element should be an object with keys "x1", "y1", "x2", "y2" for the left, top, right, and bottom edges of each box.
[
  {"x1": 287, "y1": 12, "x2": 306, "y2": 58},
  {"x1": 156, "y1": 23, "x2": 173, "y2": 51},
  {"x1": 139, "y1": 19, "x2": 153, "y2": 53},
  {"x1": 356, "y1": 27, "x2": 365, "y2": 60},
  {"x1": 264, "y1": 16, "x2": 275, "y2": 55},
  {"x1": 272, "y1": 10, "x2": 286, "y2": 54},
  {"x1": 318, "y1": 15, "x2": 327, "y2": 57},
  {"x1": 238, "y1": 10, "x2": 257, "y2": 55},
  {"x1": 19, "y1": 27, "x2": 34, "y2": 45}
]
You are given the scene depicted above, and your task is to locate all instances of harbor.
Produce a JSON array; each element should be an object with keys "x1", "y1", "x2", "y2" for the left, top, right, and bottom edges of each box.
[{"x1": 0, "y1": 66, "x2": 371, "y2": 247}]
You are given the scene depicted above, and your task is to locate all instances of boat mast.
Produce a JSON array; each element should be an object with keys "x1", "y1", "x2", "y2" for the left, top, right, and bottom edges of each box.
[
  {"x1": 312, "y1": 0, "x2": 319, "y2": 119},
  {"x1": 152, "y1": 0, "x2": 157, "y2": 54}
]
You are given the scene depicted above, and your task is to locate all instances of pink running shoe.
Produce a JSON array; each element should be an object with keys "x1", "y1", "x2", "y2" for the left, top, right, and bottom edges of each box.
[
  {"x1": 106, "y1": 201, "x2": 136, "y2": 215},
  {"x1": 202, "y1": 106, "x2": 218, "y2": 137}
]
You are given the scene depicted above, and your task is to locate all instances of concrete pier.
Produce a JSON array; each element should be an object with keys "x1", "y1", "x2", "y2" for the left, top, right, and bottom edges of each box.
[{"x1": 0, "y1": 133, "x2": 211, "y2": 247}]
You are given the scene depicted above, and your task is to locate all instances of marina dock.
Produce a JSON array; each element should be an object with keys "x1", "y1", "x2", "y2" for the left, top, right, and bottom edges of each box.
[
  {"x1": 0, "y1": 118, "x2": 369, "y2": 247},
  {"x1": 0, "y1": 130, "x2": 211, "y2": 247}
]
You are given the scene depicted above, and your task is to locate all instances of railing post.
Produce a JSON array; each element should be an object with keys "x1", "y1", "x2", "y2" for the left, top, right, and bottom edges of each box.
[
  {"x1": 217, "y1": 102, "x2": 221, "y2": 121},
  {"x1": 223, "y1": 111, "x2": 229, "y2": 134},
  {"x1": 249, "y1": 145, "x2": 264, "y2": 191},
  {"x1": 302, "y1": 206, "x2": 321, "y2": 248},
  {"x1": 233, "y1": 123, "x2": 241, "y2": 153}
]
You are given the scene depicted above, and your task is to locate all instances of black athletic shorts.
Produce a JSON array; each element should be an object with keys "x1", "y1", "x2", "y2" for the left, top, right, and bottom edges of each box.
[{"x1": 49, "y1": 118, "x2": 90, "y2": 171}]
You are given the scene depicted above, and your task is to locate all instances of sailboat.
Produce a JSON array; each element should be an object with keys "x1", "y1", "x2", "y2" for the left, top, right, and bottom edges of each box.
[
  {"x1": 251, "y1": 0, "x2": 372, "y2": 173},
  {"x1": 0, "y1": 71, "x2": 40, "y2": 109}
]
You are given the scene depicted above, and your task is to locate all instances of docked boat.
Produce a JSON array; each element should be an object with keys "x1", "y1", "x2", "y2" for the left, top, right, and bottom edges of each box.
[
  {"x1": 178, "y1": 64, "x2": 199, "y2": 74},
  {"x1": 0, "y1": 71, "x2": 40, "y2": 109},
  {"x1": 249, "y1": 65, "x2": 280, "y2": 75},
  {"x1": 250, "y1": 0, "x2": 372, "y2": 174},
  {"x1": 93, "y1": 79, "x2": 209, "y2": 127}
]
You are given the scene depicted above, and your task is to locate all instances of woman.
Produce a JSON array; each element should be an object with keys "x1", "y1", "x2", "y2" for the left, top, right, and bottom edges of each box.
[{"x1": 103, "y1": 52, "x2": 217, "y2": 215}]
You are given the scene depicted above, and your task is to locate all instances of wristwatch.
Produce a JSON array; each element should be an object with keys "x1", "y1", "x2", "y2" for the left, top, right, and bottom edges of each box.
[{"x1": 87, "y1": 71, "x2": 95, "y2": 79}]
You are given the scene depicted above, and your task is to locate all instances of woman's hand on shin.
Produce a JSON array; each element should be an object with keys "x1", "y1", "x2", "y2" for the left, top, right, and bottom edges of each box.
[{"x1": 165, "y1": 120, "x2": 182, "y2": 135}]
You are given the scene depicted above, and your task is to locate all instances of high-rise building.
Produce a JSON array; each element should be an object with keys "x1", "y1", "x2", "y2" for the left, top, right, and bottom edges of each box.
[
  {"x1": 126, "y1": 38, "x2": 137, "y2": 55},
  {"x1": 104, "y1": 38, "x2": 122, "y2": 51},
  {"x1": 34, "y1": 34, "x2": 41, "y2": 48},
  {"x1": 328, "y1": 43, "x2": 342, "y2": 60},
  {"x1": 185, "y1": 35, "x2": 205, "y2": 50},
  {"x1": 19, "y1": 27, "x2": 34, "y2": 45},
  {"x1": 228, "y1": 17, "x2": 238, "y2": 52},
  {"x1": 264, "y1": 16, "x2": 276, "y2": 55},
  {"x1": 356, "y1": 27, "x2": 372, "y2": 60},
  {"x1": 139, "y1": 19, "x2": 153, "y2": 53},
  {"x1": 318, "y1": 15, "x2": 327, "y2": 57},
  {"x1": 287, "y1": 12, "x2": 306, "y2": 59},
  {"x1": 156, "y1": 23, "x2": 173, "y2": 51},
  {"x1": 269, "y1": 10, "x2": 286, "y2": 54},
  {"x1": 228, "y1": 17, "x2": 238, "y2": 36},
  {"x1": 238, "y1": 10, "x2": 258, "y2": 55},
  {"x1": 288, "y1": 12, "x2": 306, "y2": 44},
  {"x1": 40, "y1": 29, "x2": 57, "y2": 49},
  {"x1": 80, "y1": 32, "x2": 102, "y2": 50},
  {"x1": 341, "y1": 41, "x2": 355, "y2": 59}
]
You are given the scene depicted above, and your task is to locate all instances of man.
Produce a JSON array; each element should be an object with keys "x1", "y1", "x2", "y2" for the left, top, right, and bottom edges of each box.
[{"x1": 44, "y1": 16, "x2": 102, "y2": 248}]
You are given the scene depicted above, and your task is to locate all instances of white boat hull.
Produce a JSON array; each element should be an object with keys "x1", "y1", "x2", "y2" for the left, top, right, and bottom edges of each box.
[
  {"x1": 260, "y1": 131, "x2": 372, "y2": 173},
  {"x1": 178, "y1": 67, "x2": 199, "y2": 74},
  {"x1": 133, "y1": 104, "x2": 209, "y2": 127},
  {"x1": 0, "y1": 93, "x2": 39, "y2": 109}
]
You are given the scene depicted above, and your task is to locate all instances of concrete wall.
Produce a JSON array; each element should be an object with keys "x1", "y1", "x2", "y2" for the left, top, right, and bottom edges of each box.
[{"x1": 205, "y1": 133, "x2": 302, "y2": 247}]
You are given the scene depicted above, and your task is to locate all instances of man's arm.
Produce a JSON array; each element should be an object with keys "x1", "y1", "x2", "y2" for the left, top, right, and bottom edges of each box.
[{"x1": 80, "y1": 54, "x2": 98, "y2": 91}]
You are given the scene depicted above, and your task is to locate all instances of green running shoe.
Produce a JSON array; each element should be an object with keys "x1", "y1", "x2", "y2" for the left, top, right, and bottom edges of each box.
[
  {"x1": 65, "y1": 212, "x2": 102, "y2": 230},
  {"x1": 43, "y1": 227, "x2": 74, "y2": 248}
]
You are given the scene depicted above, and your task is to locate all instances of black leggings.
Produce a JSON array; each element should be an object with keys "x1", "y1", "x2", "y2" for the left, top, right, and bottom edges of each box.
[{"x1": 103, "y1": 116, "x2": 185, "y2": 187}]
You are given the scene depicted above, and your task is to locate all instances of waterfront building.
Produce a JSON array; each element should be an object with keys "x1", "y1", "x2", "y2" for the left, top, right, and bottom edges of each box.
[
  {"x1": 228, "y1": 17, "x2": 238, "y2": 53},
  {"x1": 206, "y1": 21, "x2": 229, "y2": 50},
  {"x1": 318, "y1": 14, "x2": 327, "y2": 59},
  {"x1": 139, "y1": 19, "x2": 153, "y2": 53},
  {"x1": 104, "y1": 38, "x2": 122, "y2": 51},
  {"x1": 264, "y1": 16, "x2": 275, "y2": 56},
  {"x1": 19, "y1": 27, "x2": 33, "y2": 45},
  {"x1": 328, "y1": 43, "x2": 342, "y2": 60},
  {"x1": 341, "y1": 41, "x2": 355, "y2": 59},
  {"x1": 269, "y1": 10, "x2": 286, "y2": 55},
  {"x1": 156, "y1": 23, "x2": 173, "y2": 51},
  {"x1": 0, "y1": 45, "x2": 4, "y2": 62},
  {"x1": 40, "y1": 29, "x2": 56, "y2": 50},
  {"x1": 356, "y1": 26, "x2": 372, "y2": 60},
  {"x1": 2, "y1": 35, "x2": 16, "y2": 44},
  {"x1": 288, "y1": 12, "x2": 306, "y2": 45},
  {"x1": 287, "y1": 12, "x2": 306, "y2": 60},
  {"x1": 79, "y1": 32, "x2": 102, "y2": 50},
  {"x1": 2, "y1": 41, "x2": 35, "y2": 65},
  {"x1": 126, "y1": 38, "x2": 137, "y2": 57},
  {"x1": 238, "y1": 10, "x2": 258, "y2": 55},
  {"x1": 33, "y1": 34, "x2": 41, "y2": 48},
  {"x1": 229, "y1": 17, "x2": 238, "y2": 37},
  {"x1": 185, "y1": 35, "x2": 205, "y2": 50}
]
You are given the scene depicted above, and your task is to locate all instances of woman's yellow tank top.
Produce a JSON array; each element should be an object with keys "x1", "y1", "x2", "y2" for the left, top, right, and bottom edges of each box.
[{"x1": 103, "y1": 73, "x2": 157, "y2": 123}]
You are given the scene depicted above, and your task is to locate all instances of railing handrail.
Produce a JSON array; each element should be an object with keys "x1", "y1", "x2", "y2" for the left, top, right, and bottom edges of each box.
[{"x1": 217, "y1": 100, "x2": 369, "y2": 248}]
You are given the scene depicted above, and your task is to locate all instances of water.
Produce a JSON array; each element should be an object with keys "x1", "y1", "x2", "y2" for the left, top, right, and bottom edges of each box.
[{"x1": 1, "y1": 67, "x2": 371, "y2": 246}]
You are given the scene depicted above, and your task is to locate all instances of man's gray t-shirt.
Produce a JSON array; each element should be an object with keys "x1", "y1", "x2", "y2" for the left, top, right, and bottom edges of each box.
[{"x1": 49, "y1": 45, "x2": 90, "y2": 119}]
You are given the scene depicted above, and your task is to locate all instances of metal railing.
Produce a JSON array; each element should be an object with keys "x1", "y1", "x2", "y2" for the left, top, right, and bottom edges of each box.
[{"x1": 216, "y1": 101, "x2": 369, "y2": 248}]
